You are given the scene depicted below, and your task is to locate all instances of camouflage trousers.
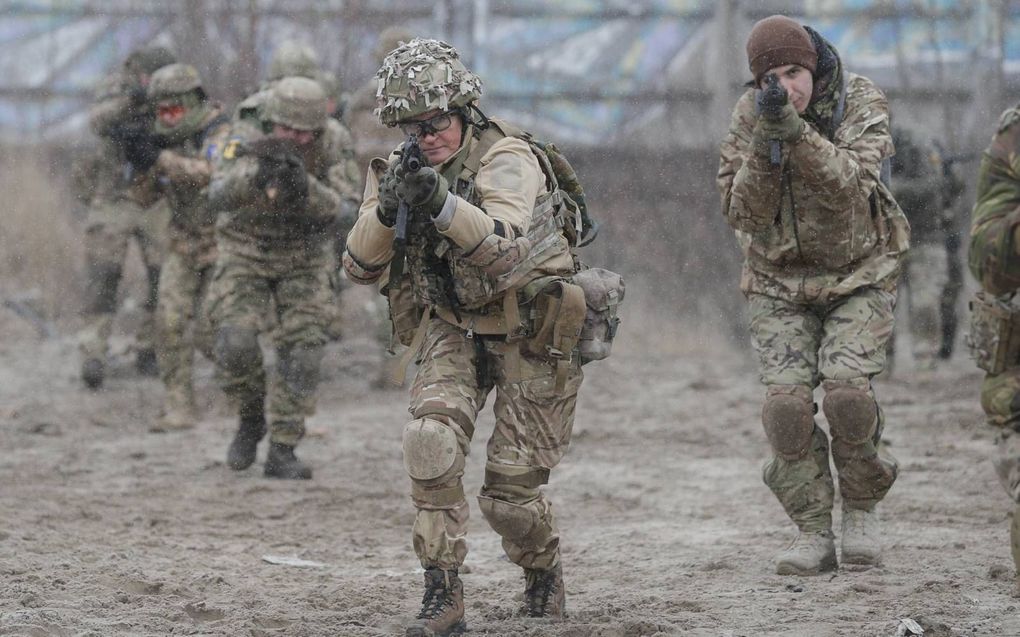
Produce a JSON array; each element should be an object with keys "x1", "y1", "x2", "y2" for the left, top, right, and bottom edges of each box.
[
  {"x1": 155, "y1": 249, "x2": 215, "y2": 410},
  {"x1": 406, "y1": 316, "x2": 583, "y2": 571},
  {"x1": 894, "y1": 243, "x2": 948, "y2": 366},
  {"x1": 205, "y1": 249, "x2": 334, "y2": 445},
  {"x1": 748, "y1": 288, "x2": 899, "y2": 532},
  {"x1": 78, "y1": 199, "x2": 168, "y2": 361},
  {"x1": 981, "y1": 369, "x2": 1020, "y2": 575}
]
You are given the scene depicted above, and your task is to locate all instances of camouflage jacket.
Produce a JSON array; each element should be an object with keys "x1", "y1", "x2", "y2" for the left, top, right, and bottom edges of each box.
[
  {"x1": 969, "y1": 105, "x2": 1020, "y2": 296},
  {"x1": 86, "y1": 71, "x2": 162, "y2": 208},
  {"x1": 891, "y1": 133, "x2": 946, "y2": 245},
  {"x1": 717, "y1": 73, "x2": 909, "y2": 303},
  {"x1": 344, "y1": 122, "x2": 575, "y2": 313},
  {"x1": 154, "y1": 105, "x2": 231, "y2": 264},
  {"x1": 207, "y1": 119, "x2": 355, "y2": 265}
]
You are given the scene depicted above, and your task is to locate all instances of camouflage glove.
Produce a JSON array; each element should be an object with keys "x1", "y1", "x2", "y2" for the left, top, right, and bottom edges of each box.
[
  {"x1": 376, "y1": 163, "x2": 401, "y2": 227},
  {"x1": 755, "y1": 101, "x2": 804, "y2": 146},
  {"x1": 396, "y1": 166, "x2": 449, "y2": 219}
]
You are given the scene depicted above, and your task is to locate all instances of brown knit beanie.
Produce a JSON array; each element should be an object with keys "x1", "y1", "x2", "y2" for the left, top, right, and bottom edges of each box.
[{"x1": 746, "y1": 15, "x2": 817, "y2": 83}]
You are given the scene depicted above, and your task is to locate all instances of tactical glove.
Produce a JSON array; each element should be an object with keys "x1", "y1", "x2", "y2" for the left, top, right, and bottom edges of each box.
[
  {"x1": 276, "y1": 156, "x2": 309, "y2": 208},
  {"x1": 376, "y1": 163, "x2": 401, "y2": 227},
  {"x1": 396, "y1": 166, "x2": 449, "y2": 219},
  {"x1": 122, "y1": 132, "x2": 164, "y2": 172},
  {"x1": 755, "y1": 101, "x2": 804, "y2": 147}
]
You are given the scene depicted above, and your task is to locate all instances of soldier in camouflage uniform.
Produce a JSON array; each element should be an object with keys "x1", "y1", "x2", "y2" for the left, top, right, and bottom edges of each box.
[
  {"x1": 232, "y1": 43, "x2": 361, "y2": 345},
  {"x1": 888, "y1": 128, "x2": 963, "y2": 370},
  {"x1": 207, "y1": 77, "x2": 358, "y2": 479},
  {"x1": 966, "y1": 102, "x2": 1020, "y2": 591},
  {"x1": 344, "y1": 39, "x2": 585, "y2": 635},
  {"x1": 79, "y1": 46, "x2": 177, "y2": 389},
  {"x1": 717, "y1": 16, "x2": 909, "y2": 575},
  {"x1": 145, "y1": 64, "x2": 232, "y2": 431}
]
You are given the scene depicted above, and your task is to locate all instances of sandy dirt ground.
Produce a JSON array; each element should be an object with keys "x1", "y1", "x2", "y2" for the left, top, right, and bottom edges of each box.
[{"x1": 1, "y1": 293, "x2": 1019, "y2": 637}]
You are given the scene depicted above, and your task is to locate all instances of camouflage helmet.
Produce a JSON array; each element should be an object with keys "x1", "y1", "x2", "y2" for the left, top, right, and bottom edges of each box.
[
  {"x1": 264, "y1": 76, "x2": 327, "y2": 131},
  {"x1": 316, "y1": 70, "x2": 342, "y2": 102},
  {"x1": 374, "y1": 26, "x2": 415, "y2": 64},
  {"x1": 125, "y1": 46, "x2": 177, "y2": 76},
  {"x1": 374, "y1": 38, "x2": 483, "y2": 126},
  {"x1": 147, "y1": 63, "x2": 203, "y2": 101},
  {"x1": 267, "y1": 41, "x2": 320, "y2": 82}
]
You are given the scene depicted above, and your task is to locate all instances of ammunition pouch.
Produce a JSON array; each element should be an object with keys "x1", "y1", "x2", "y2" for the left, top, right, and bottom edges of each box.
[
  {"x1": 387, "y1": 272, "x2": 424, "y2": 348},
  {"x1": 968, "y1": 291, "x2": 1020, "y2": 374},
  {"x1": 570, "y1": 268, "x2": 625, "y2": 364}
]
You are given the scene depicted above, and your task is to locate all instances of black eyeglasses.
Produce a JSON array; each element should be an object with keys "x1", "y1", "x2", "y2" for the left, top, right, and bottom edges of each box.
[{"x1": 397, "y1": 112, "x2": 455, "y2": 137}]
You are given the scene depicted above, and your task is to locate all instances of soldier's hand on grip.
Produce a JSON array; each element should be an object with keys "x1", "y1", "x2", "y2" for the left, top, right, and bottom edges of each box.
[
  {"x1": 121, "y1": 130, "x2": 164, "y2": 172},
  {"x1": 755, "y1": 99, "x2": 803, "y2": 145},
  {"x1": 275, "y1": 154, "x2": 308, "y2": 208},
  {"x1": 377, "y1": 162, "x2": 401, "y2": 227},
  {"x1": 396, "y1": 166, "x2": 449, "y2": 218}
]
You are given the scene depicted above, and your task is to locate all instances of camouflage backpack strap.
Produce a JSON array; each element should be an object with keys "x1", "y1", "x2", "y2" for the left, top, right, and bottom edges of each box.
[
  {"x1": 196, "y1": 112, "x2": 230, "y2": 149},
  {"x1": 456, "y1": 120, "x2": 512, "y2": 189}
]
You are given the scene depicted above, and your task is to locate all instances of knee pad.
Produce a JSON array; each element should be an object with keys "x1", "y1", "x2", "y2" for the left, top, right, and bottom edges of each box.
[
  {"x1": 822, "y1": 381, "x2": 877, "y2": 444},
  {"x1": 402, "y1": 417, "x2": 464, "y2": 483},
  {"x1": 279, "y1": 346, "x2": 324, "y2": 398},
  {"x1": 214, "y1": 327, "x2": 261, "y2": 375},
  {"x1": 762, "y1": 385, "x2": 815, "y2": 460},
  {"x1": 477, "y1": 495, "x2": 551, "y2": 545},
  {"x1": 84, "y1": 262, "x2": 122, "y2": 314}
]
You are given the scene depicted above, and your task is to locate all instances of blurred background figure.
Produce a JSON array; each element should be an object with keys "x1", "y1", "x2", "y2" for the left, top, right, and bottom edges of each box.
[
  {"x1": 888, "y1": 128, "x2": 965, "y2": 373},
  {"x1": 78, "y1": 46, "x2": 177, "y2": 389},
  {"x1": 146, "y1": 63, "x2": 231, "y2": 431}
]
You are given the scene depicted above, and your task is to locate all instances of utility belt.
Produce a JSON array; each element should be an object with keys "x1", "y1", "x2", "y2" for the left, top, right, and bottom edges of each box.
[
  {"x1": 968, "y1": 290, "x2": 1020, "y2": 374},
  {"x1": 388, "y1": 268, "x2": 625, "y2": 389}
]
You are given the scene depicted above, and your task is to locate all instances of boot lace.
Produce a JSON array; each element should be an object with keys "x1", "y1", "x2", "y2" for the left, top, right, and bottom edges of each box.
[{"x1": 418, "y1": 572, "x2": 453, "y2": 619}]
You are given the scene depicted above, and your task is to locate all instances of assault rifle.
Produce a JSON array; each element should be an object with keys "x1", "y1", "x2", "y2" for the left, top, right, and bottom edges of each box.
[
  {"x1": 388, "y1": 133, "x2": 424, "y2": 283},
  {"x1": 107, "y1": 117, "x2": 167, "y2": 175},
  {"x1": 241, "y1": 138, "x2": 308, "y2": 207},
  {"x1": 759, "y1": 73, "x2": 787, "y2": 167}
]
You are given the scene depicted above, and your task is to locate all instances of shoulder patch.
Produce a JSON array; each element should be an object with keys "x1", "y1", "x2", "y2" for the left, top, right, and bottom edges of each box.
[{"x1": 222, "y1": 138, "x2": 242, "y2": 160}]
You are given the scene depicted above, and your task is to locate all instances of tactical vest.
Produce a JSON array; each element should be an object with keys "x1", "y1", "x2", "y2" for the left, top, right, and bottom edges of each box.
[{"x1": 403, "y1": 119, "x2": 575, "y2": 312}]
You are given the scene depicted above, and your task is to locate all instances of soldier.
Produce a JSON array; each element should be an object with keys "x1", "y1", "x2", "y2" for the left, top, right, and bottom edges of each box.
[
  {"x1": 888, "y1": 128, "x2": 949, "y2": 370},
  {"x1": 79, "y1": 46, "x2": 177, "y2": 388},
  {"x1": 717, "y1": 16, "x2": 909, "y2": 574},
  {"x1": 937, "y1": 146, "x2": 968, "y2": 359},
  {"x1": 966, "y1": 102, "x2": 1020, "y2": 593},
  {"x1": 146, "y1": 64, "x2": 232, "y2": 431},
  {"x1": 207, "y1": 77, "x2": 356, "y2": 479},
  {"x1": 344, "y1": 38, "x2": 590, "y2": 635}
]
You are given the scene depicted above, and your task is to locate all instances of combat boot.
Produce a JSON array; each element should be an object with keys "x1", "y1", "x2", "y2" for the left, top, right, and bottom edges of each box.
[
  {"x1": 522, "y1": 563, "x2": 565, "y2": 619},
  {"x1": 406, "y1": 568, "x2": 465, "y2": 637},
  {"x1": 136, "y1": 347, "x2": 159, "y2": 377},
  {"x1": 841, "y1": 506, "x2": 882, "y2": 566},
  {"x1": 263, "y1": 442, "x2": 312, "y2": 480},
  {"x1": 81, "y1": 358, "x2": 105, "y2": 390},
  {"x1": 775, "y1": 531, "x2": 837, "y2": 575},
  {"x1": 151, "y1": 387, "x2": 197, "y2": 433},
  {"x1": 226, "y1": 400, "x2": 266, "y2": 470}
]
